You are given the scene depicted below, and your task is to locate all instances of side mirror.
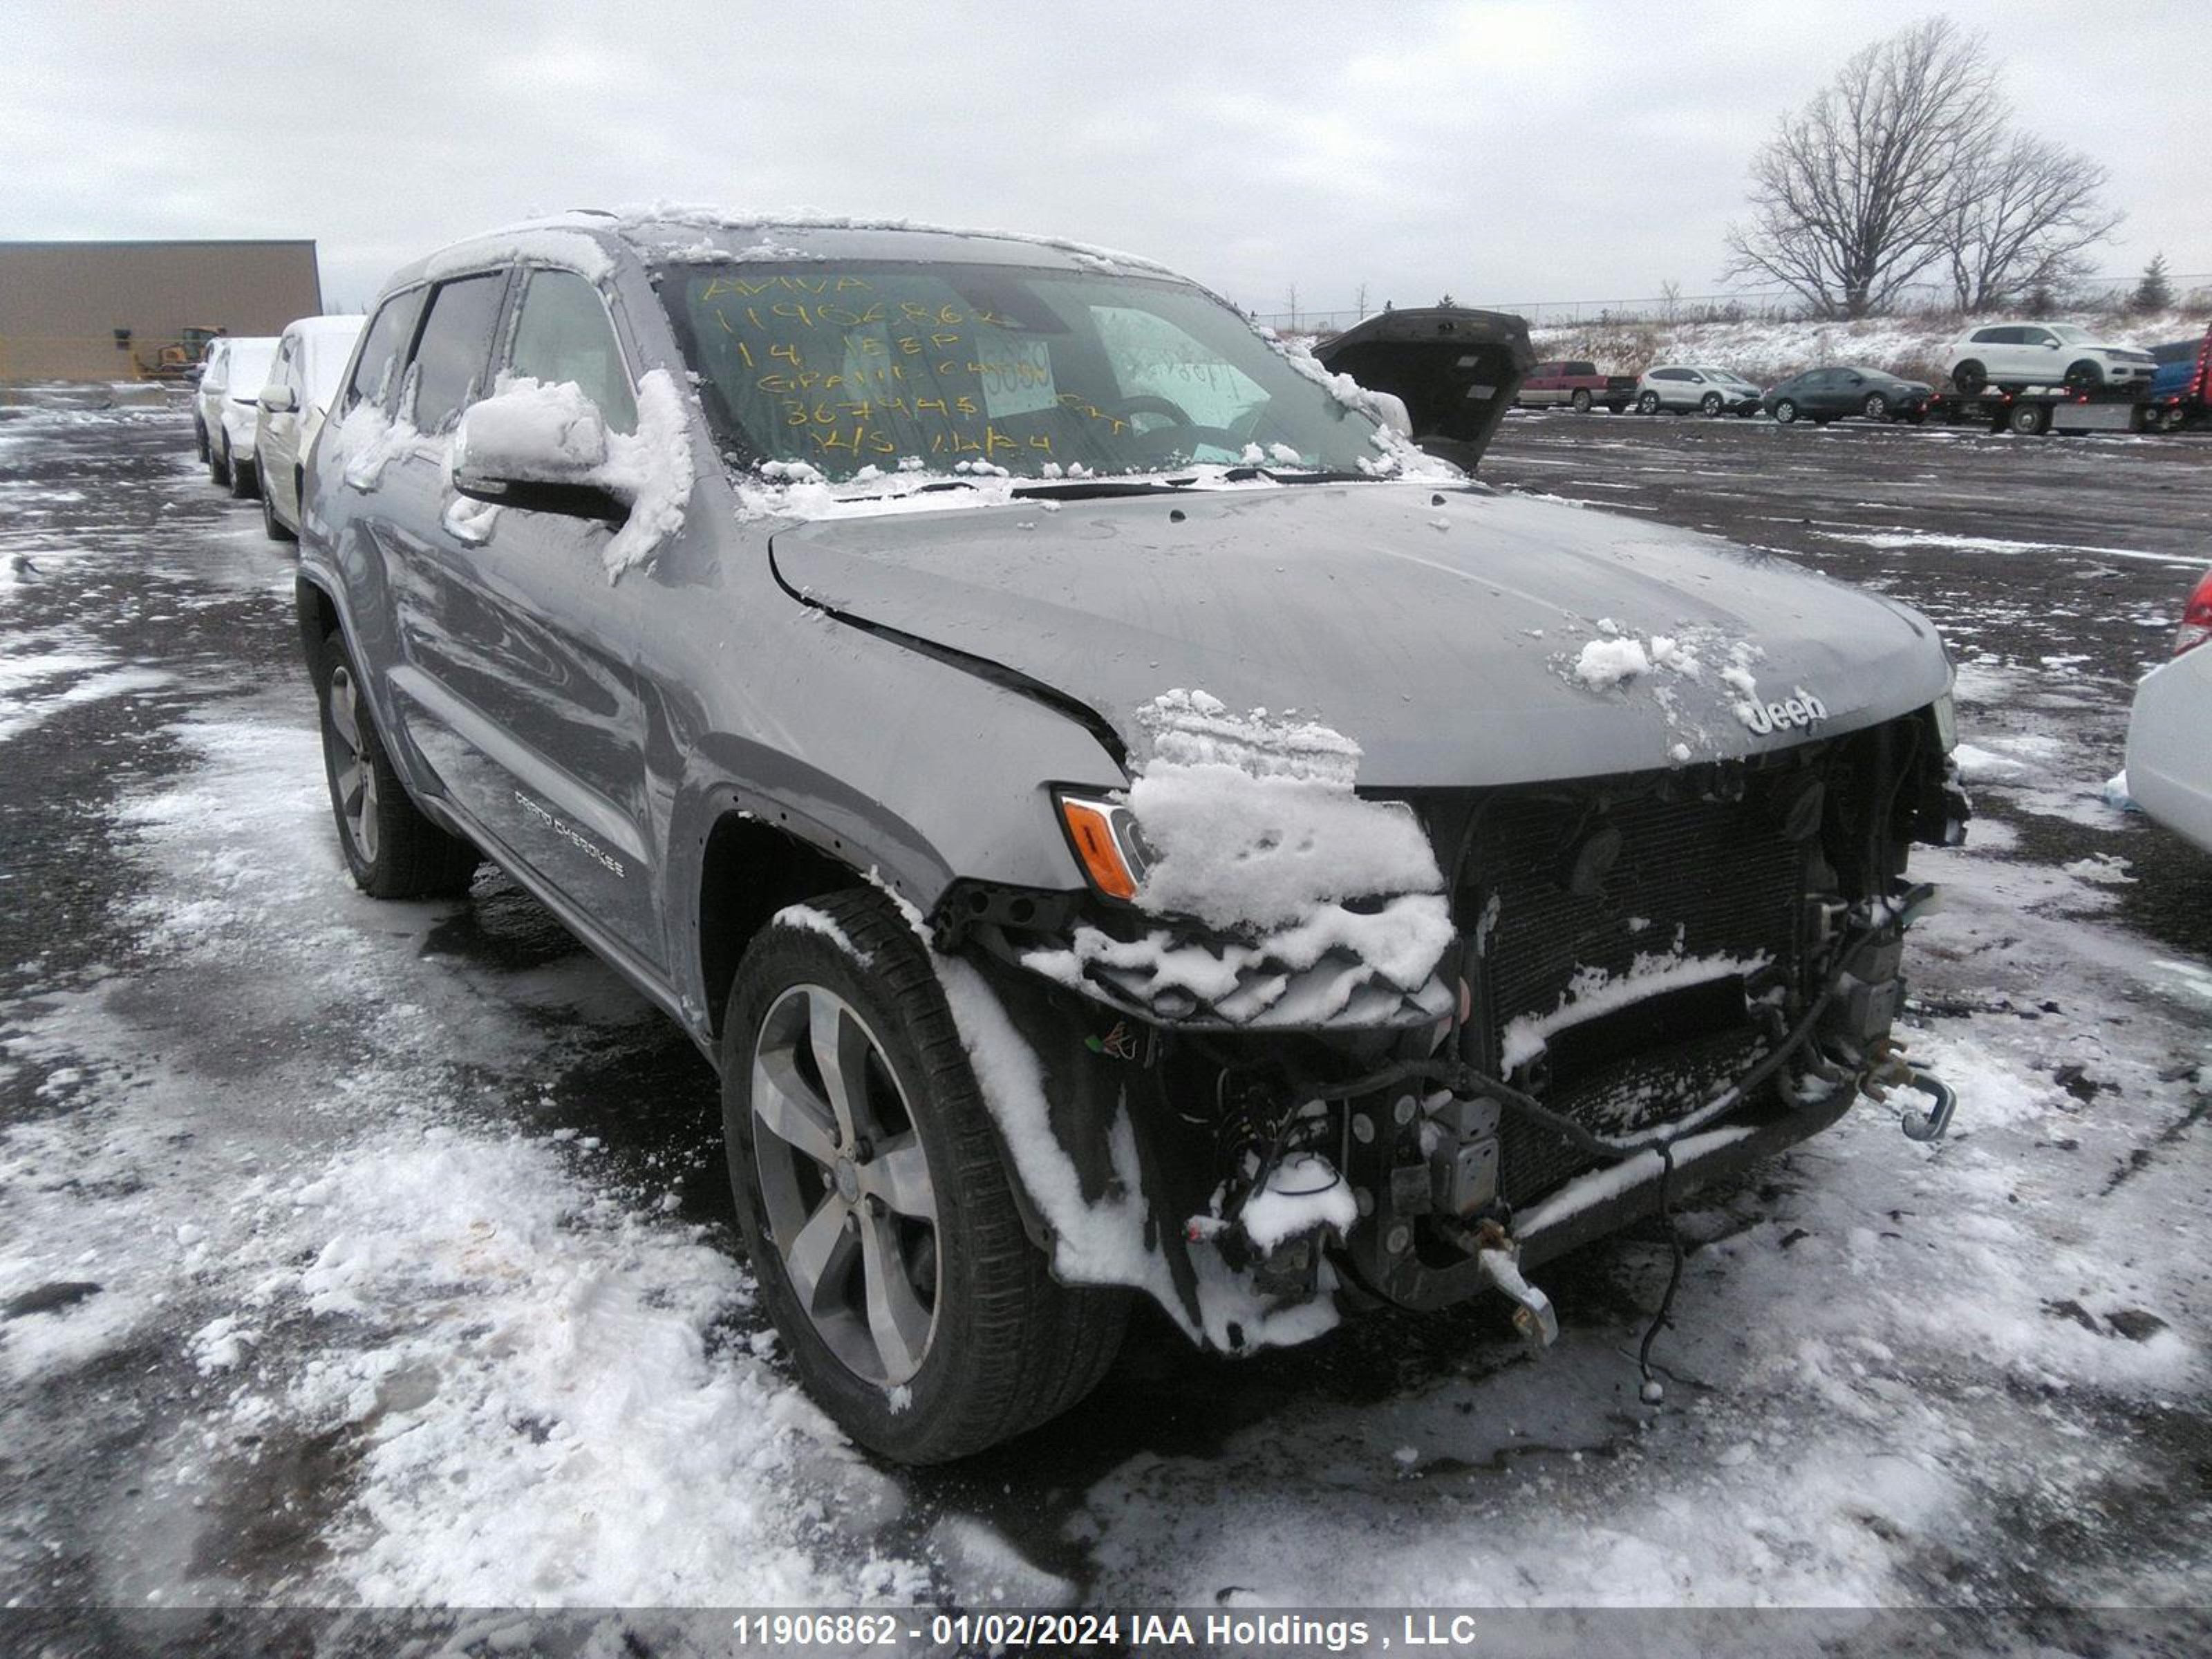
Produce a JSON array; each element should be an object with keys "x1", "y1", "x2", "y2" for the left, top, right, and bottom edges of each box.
[
  {"x1": 260, "y1": 385, "x2": 298, "y2": 413},
  {"x1": 451, "y1": 383, "x2": 627, "y2": 521},
  {"x1": 2045, "y1": 339, "x2": 2061, "y2": 350},
  {"x1": 1368, "y1": 391, "x2": 1414, "y2": 438},
  {"x1": 1846, "y1": 374, "x2": 1863, "y2": 385}
]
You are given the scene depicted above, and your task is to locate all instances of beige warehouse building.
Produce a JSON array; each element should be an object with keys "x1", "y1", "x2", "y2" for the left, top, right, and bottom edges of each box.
[{"x1": 0, "y1": 239, "x2": 322, "y2": 382}]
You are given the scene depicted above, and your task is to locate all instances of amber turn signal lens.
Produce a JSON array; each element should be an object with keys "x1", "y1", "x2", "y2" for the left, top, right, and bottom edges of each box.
[{"x1": 1060, "y1": 798, "x2": 1138, "y2": 901}]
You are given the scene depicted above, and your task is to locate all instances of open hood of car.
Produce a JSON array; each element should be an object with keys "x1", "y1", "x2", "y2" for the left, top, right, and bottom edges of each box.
[
  {"x1": 767, "y1": 485, "x2": 1950, "y2": 787},
  {"x1": 1311, "y1": 308, "x2": 1533, "y2": 472}
]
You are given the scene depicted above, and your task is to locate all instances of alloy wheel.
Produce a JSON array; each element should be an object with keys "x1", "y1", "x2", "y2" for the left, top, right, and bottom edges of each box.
[
  {"x1": 324, "y1": 664, "x2": 379, "y2": 865},
  {"x1": 751, "y1": 984, "x2": 939, "y2": 1386}
]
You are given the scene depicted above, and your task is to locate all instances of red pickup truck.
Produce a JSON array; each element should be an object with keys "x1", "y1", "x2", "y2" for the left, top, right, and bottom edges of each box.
[{"x1": 1516, "y1": 359, "x2": 1638, "y2": 413}]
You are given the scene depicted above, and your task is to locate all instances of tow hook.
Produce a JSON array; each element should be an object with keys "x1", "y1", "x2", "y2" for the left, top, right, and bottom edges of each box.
[
  {"x1": 1896, "y1": 1071, "x2": 1958, "y2": 1141},
  {"x1": 1858, "y1": 1038, "x2": 1958, "y2": 1141},
  {"x1": 1447, "y1": 1218, "x2": 1559, "y2": 1352}
]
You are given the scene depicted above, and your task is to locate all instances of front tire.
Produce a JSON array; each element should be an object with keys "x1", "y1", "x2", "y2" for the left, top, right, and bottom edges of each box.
[
  {"x1": 209, "y1": 438, "x2": 231, "y2": 488},
  {"x1": 1700, "y1": 393, "x2": 1723, "y2": 417},
  {"x1": 315, "y1": 631, "x2": 478, "y2": 898},
  {"x1": 1862, "y1": 392, "x2": 1888, "y2": 420},
  {"x1": 2064, "y1": 359, "x2": 2103, "y2": 391},
  {"x1": 229, "y1": 449, "x2": 258, "y2": 499},
  {"x1": 723, "y1": 892, "x2": 1129, "y2": 1463},
  {"x1": 1773, "y1": 400, "x2": 1798, "y2": 424}
]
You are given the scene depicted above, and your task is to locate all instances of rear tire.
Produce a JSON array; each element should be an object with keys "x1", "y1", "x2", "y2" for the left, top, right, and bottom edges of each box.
[
  {"x1": 1951, "y1": 361, "x2": 1986, "y2": 395},
  {"x1": 1570, "y1": 388, "x2": 1593, "y2": 413},
  {"x1": 193, "y1": 418, "x2": 209, "y2": 463},
  {"x1": 2009, "y1": 402, "x2": 2051, "y2": 436},
  {"x1": 722, "y1": 891, "x2": 1130, "y2": 1463},
  {"x1": 261, "y1": 478, "x2": 295, "y2": 542},
  {"x1": 314, "y1": 630, "x2": 479, "y2": 899},
  {"x1": 1638, "y1": 391, "x2": 1660, "y2": 415}
]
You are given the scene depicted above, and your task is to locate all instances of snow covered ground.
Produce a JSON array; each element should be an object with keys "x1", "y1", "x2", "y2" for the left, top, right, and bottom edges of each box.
[
  {"x1": 1, "y1": 397, "x2": 2209, "y2": 1651},
  {"x1": 1523, "y1": 306, "x2": 2205, "y2": 386}
]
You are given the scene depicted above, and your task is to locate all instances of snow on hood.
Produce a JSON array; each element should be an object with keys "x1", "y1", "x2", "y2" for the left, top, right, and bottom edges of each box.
[{"x1": 768, "y1": 485, "x2": 1952, "y2": 787}]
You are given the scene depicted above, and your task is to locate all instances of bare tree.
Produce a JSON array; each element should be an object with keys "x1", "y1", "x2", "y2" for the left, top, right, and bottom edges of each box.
[
  {"x1": 1725, "y1": 18, "x2": 2005, "y2": 318},
  {"x1": 1939, "y1": 132, "x2": 2121, "y2": 310}
]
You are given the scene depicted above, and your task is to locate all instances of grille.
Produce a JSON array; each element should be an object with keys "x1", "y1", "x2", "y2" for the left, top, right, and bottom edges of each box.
[{"x1": 1466, "y1": 787, "x2": 1807, "y2": 1207}]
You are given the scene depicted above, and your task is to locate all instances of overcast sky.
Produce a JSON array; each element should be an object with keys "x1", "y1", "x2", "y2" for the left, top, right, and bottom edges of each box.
[{"x1": 6, "y1": 1, "x2": 2205, "y2": 317}]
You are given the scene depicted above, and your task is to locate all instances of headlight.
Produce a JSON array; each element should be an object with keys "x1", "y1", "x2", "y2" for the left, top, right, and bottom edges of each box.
[
  {"x1": 1931, "y1": 691, "x2": 1958, "y2": 753},
  {"x1": 1056, "y1": 791, "x2": 1152, "y2": 901}
]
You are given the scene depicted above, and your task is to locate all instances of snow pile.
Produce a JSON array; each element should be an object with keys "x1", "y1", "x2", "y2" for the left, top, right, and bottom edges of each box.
[
  {"x1": 1024, "y1": 691, "x2": 1453, "y2": 1028},
  {"x1": 1136, "y1": 688, "x2": 1364, "y2": 785},
  {"x1": 1238, "y1": 1152, "x2": 1359, "y2": 1254},
  {"x1": 422, "y1": 225, "x2": 615, "y2": 285},
  {"x1": 274, "y1": 1126, "x2": 883, "y2": 1605},
  {"x1": 460, "y1": 372, "x2": 697, "y2": 580},
  {"x1": 1571, "y1": 635, "x2": 1652, "y2": 691},
  {"x1": 935, "y1": 957, "x2": 1340, "y2": 1352},
  {"x1": 333, "y1": 394, "x2": 424, "y2": 493},
  {"x1": 1125, "y1": 694, "x2": 1432, "y2": 930},
  {"x1": 596, "y1": 370, "x2": 695, "y2": 579},
  {"x1": 456, "y1": 377, "x2": 610, "y2": 475}
]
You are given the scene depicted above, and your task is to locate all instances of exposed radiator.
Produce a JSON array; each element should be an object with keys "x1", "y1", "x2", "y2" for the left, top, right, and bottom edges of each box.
[{"x1": 1465, "y1": 787, "x2": 1808, "y2": 1207}]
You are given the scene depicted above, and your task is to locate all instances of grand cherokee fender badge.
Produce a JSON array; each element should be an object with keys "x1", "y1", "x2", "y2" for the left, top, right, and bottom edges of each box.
[{"x1": 1741, "y1": 688, "x2": 1828, "y2": 735}]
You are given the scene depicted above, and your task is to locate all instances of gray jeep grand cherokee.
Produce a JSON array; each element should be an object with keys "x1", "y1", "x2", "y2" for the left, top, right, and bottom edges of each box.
[{"x1": 298, "y1": 211, "x2": 1967, "y2": 1462}]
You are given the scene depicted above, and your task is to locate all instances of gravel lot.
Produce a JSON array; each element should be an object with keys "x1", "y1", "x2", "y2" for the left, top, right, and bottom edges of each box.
[{"x1": 2, "y1": 393, "x2": 2208, "y2": 1651}]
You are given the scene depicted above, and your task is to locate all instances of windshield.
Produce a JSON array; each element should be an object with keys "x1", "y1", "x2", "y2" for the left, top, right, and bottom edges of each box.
[
  {"x1": 660, "y1": 261, "x2": 1387, "y2": 482},
  {"x1": 299, "y1": 324, "x2": 364, "y2": 410},
  {"x1": 224, "y1": 340, "x2": 278, "y2": 395},
  {"x1": 2046, "y1": 325, "x2": 2094, "y2": 344}
]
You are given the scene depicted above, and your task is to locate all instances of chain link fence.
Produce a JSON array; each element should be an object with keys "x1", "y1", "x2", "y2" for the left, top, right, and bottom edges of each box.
[{"x1": 1250, "y1": 272, "x2": 2212, "y2": 337}]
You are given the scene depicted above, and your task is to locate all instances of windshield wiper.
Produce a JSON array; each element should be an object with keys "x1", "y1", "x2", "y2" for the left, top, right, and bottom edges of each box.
[{"x1": 1010, "y1": 478, "x2": 1195, "y2": 500}]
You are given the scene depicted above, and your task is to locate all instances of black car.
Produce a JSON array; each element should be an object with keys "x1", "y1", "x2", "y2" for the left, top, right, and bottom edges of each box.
[{"x1": 1765, "y1": 366, "x2": 1932, "y2": 426}]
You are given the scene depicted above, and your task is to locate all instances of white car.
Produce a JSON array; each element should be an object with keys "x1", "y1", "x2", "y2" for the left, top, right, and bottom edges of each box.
[
  {"x1": 196, "y1": 335, "x2": 281, "y2": 497},
  {"x1": 1945, "y1": 323, "x2": 2156, "y2": 395},
  {"x1": 1634, "y1": 365, "x2": 1763, "y2": 416},
  {"x1": 253, "y1": 315, "x2": 366, "y2": 541},
  {"x1": 2122, "y1": 565, "x2": 2212, "y2": 854}
]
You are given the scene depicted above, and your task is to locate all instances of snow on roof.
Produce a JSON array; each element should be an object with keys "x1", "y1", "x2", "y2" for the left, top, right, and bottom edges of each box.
[{"x1": 603, "y1": 202, "x2": 1179, "y2": 275}]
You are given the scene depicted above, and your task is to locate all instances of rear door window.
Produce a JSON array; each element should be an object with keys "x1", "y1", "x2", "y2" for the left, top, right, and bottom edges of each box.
[
  {"x1": 344, "y1": 290, "x2": 427, "y2": 414},
  {"x1": 505, "y1": 268, "x2": 638, "y2": 433},
  {"x1": 406, "y1": 272, "x2": 509, "y2": 434}
]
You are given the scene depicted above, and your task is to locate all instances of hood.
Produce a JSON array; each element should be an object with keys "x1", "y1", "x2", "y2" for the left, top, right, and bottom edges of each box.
[
  {"x1": 1311, "y1": 308, "x2": 1533, "y2": 471},
  {"x1": 767, "y1": 485, "x2": 1950, "y2": 787}
]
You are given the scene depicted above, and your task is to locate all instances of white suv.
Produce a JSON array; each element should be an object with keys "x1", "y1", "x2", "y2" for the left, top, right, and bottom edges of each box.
[
  {"x1": 1946, "y1": 324, "x2": 2155, "y2": 395},
  {"x1": 1633, "y1": 365, "x2": 1763, "y2": 416}
]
